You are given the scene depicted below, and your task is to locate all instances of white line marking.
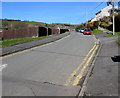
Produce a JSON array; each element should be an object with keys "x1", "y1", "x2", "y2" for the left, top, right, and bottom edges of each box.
[{"x1": 0, "y1": 64, "x2": 7, "y2": 71}]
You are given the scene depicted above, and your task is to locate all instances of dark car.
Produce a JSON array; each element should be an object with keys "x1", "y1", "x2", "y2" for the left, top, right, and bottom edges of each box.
[
  {"x1": 83, "y1": 29, "x2": 92, "y2": 35},
  {"x1": 76, "y1": 29, "x2": 81, "y2": 32}
]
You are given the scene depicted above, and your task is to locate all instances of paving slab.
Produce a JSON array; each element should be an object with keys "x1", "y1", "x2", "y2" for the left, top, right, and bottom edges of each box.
[{"x1": 84, "y1": 32, "x2": 119, "y2": 96}]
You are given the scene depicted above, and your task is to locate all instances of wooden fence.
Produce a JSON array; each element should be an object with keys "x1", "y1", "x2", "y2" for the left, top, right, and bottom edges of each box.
[{"x1": 0, "y1": 26, "x2": 64, "y2": 40}]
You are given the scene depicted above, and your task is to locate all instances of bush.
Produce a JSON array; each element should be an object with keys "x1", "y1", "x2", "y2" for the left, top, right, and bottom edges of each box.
[
  {"x1": 92, "y1": 29, "x2": 102, "y2": 35},
  {"x1": 100, "y1": 22, "x2": 110, "y2": 28},
  {"x1": 75, "y1": 23, "x2": 85, "y2": 29},
  {"x1": 2, "y1": 20, "x2": 10, "y2": 30},
  {"x1": 93, "y1": 21, "x2": 99, "y2": 28},
  {"x1": 106, "y1": 13, "x2": 120, "y2": 32}
]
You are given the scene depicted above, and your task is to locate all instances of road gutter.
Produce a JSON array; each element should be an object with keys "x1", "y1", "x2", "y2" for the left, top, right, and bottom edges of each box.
[
  {"x1": 78, "y1": 38, "x2": 102, "y2": 97},
  {"x1": 73, "y1": 44, "x2": 99, "y2": 86},
  {"x1": 65, "y1": 44, "x2": 96, "y2": 86},
  {"x1": 65, "y1": 35, "x2": 100, "y2": 87}
]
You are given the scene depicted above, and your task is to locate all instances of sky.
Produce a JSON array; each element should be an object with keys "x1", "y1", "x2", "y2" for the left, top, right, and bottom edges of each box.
[{"x1": 2, "y1": 2, "x2": 108, "y2": 24}]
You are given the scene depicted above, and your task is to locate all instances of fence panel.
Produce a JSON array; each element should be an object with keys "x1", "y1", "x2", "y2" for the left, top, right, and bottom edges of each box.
[
  {"x1": 52, "y1": 28, "x2": 60, "y2": 35},
  {"x1": 2, "y1": 27, "x2": 38, "y2": 40},
  {"x1": 2, "y1": 26, "x2": 66, "y2": 40}
]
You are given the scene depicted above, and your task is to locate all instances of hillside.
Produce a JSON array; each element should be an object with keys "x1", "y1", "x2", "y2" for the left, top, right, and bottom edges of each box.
[
  {"x1": 1, "y1": 19, "x2": 47, "y2": 30},
  {"x1": 1, "y1": 19, "x2": 75, "y2": 30}
]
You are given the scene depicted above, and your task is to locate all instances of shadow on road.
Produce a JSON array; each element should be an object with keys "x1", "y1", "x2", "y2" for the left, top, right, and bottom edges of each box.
[{"x1": 111, "y1": 55, "x2": 120, "y2": 62}]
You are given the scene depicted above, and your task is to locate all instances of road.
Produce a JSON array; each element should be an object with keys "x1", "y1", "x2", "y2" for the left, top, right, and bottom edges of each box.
[{"x1": 2, "y1": 31, "x2": 95, "y2": 96}]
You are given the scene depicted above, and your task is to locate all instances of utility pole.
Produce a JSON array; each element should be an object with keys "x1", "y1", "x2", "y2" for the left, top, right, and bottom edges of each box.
[
  {"x1": 112, "y1": 1, "x2": 115, "y2": 35},
  {"x1": 107, "y1": 0, "x2": 116, "y2": 35},
  {"x1": 118, "y1": 1, "x2": 120, "y2": 10}
]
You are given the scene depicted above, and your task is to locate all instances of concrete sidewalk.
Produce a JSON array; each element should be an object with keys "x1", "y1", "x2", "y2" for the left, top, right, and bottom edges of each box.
[{"x1": 82, "y1": 32, "x2": 119, "y2": 97}]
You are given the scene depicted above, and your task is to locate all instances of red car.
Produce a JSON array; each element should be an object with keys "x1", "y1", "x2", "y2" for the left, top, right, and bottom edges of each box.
[{"x1": 83, "y1": 29, "x2": 92, "y2": 35}]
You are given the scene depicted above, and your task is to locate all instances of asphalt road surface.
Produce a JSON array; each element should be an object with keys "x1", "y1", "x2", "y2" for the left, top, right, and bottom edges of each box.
[{"x1": 2, "y1": 31, "x2": 95, "y2": 96}]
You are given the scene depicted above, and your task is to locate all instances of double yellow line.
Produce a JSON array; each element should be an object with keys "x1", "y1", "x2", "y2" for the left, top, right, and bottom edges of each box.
[{"x1": 65, "y1": 40, "x2": 99, "y2": 86}]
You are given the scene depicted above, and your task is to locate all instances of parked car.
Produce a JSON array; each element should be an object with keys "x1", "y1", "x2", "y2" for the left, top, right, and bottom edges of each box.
[
  {"x1": 76, "y1": 29, "x2": 81, "y2": 32},
  {"x1": 79, "y1": 28, "x2": 85, "y2": 33},
  {"x1": 83, "y1": 29, "x2": 92, "y2": 35},
  {"x1": 76, "y1": 28, "x2": 85, "y2": 33}
]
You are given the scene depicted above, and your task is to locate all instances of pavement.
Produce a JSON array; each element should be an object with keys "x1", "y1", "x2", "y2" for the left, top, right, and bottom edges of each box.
[
  {"x1": 2, "y1": 31, "x2": 96, "y2": 96},
  {"x1": 82, "y1": 32, "x2": 119, "y2": 97}
]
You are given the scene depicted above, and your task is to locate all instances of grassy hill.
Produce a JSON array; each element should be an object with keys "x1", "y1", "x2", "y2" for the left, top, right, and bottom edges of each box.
[
  {"x1": 1, "y1": 19, "x2": 75, "y2": 30},
  {"x1": 1, "y1": 19, "x2": 47, "y2": 30}
]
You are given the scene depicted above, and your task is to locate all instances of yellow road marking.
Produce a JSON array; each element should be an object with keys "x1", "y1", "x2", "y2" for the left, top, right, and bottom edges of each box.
[
  {"x1": 73, "y1": 45, "x2": 99, "y2": 86},
  {"x1": 55, "y1": 35, "x2": 70, "y2": 43},
  {"x1": 64, "y1": 44, "x2": 96, "y2": 86},
  {"x1": 1, "y1": 35, "x2": 70, "y2": 59}
]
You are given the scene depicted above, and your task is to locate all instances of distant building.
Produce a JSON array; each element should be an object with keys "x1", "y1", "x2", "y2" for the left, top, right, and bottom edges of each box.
[
  {"x1": 91, "y1": 5, "x2": 120, "y2": 22},
  {"x1": 91, "y1": 5, "x2": 113, "y2": 22}
]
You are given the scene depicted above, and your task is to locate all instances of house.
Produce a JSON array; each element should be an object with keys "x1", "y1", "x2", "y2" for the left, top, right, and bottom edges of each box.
[{"x1": 91, "y1": 5, "x2": 113, "y2": 22}]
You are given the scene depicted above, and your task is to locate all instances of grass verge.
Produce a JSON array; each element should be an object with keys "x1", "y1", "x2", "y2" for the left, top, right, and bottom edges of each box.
[
  {"x1": 116, "y1": 40, "x2": 120, "y2": 45},
  {"x1": 104, "y1": 32, "x2": 120, "y2": 37},
  {"x1": 0, "y1": 35, "x2": 55, "y2": 48},
  {"x1": 92, "y1": 29, "x2": 103, "y2": 35}
]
